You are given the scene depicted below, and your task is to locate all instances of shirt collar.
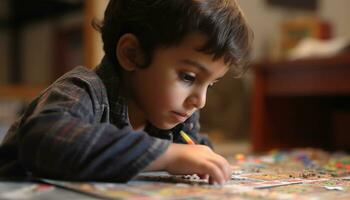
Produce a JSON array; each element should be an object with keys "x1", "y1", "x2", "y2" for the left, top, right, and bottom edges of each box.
[{"x1": 95, "y1": 56, "x2": 129, "y2": 127}]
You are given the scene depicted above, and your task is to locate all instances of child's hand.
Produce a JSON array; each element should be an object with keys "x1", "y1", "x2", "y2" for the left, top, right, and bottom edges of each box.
[{"x1": 145, "y1": 143, "x2": 231, "y2": 185}]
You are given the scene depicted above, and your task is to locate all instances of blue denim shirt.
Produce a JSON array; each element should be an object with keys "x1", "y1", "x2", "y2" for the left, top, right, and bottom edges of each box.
[{"x1": 0, "y1": 57, "x2": 212, "y2": 182}]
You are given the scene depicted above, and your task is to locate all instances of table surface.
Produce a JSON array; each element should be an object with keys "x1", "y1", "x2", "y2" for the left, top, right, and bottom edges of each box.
[{"x1": 1, "y1": 148, "x2": 349, "y2": 200}]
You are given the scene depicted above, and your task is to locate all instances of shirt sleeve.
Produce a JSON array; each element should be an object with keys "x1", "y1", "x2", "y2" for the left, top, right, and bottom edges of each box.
[{"x1": 16, "y1": 77, "x2": 170, "y2": 182}]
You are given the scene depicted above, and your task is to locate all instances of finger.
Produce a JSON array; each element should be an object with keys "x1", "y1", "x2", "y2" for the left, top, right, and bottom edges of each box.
[
  {"x1": 202, "y1": 162, "x2": 225, "y2": 185},
  {"x1": 207, "y1": 154, "x2": 231, "y2": 182},
  {"x1": 219, "y1": 156, "x2": 232, "y2": 180},
  {"x1": 224, "y1": 162, "x2": 232, "y2": 181},
  {"x1": 198, "y1": 174, "x2": 209, "y2": 180},
  {"x1": 220, "y1": 157, "x2": 232, "y2": 180}
]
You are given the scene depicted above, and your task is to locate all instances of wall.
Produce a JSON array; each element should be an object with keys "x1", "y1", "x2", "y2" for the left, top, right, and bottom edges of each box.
[
  {"x1": 0, "y1": 12, "x2": 84, "y2": 84},
  {"x1": 320, "y1": 0, "x2": 350, "y2": 37},
  {"x1": 0, "y1": 0, "x2": 9, "y2": 19},
  {"x1": 0, "y1": 31, "x2": 9, "y2": 84},
  {"x1": 238, "y1": 0, "x2": 350, "y2": 60},
  {"x1": 22, "y1": 21, "x2": 54, "y2": 84},
  {"x1": 0, "y1": 0, "x2": 9, "y2": 84},
  {"x1": 86, "y1": 0, "x2": 108, "y2": 68}
]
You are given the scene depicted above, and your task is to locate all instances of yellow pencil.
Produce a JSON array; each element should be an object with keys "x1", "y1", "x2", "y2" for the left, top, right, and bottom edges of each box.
[{"x1": 180, "y1": 130, "x2": 195, "y2": 145}]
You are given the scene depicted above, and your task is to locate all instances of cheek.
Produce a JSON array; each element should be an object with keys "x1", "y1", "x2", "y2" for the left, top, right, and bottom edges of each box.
[{"x1": 154, "y1": 83, "x2": 187, "y2": 109}]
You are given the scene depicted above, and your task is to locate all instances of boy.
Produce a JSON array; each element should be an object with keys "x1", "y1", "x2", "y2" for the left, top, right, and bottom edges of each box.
[{"x1": 0, "y1": 0, "x2": 252, "y2": 185}]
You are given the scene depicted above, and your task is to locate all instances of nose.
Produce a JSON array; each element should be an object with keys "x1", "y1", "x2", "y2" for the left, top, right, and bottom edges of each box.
[{"x1": 187, "y1": 87, "x2": 207, "y2": 109}]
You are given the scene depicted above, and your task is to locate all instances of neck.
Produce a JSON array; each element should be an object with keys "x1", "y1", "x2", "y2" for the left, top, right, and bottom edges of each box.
[
  {"x1": 121, "y1": 71, "x2": 146, "y2": 131},
  {"x1": 127, "y1": 99, "x2": 146, "y2": 131}
]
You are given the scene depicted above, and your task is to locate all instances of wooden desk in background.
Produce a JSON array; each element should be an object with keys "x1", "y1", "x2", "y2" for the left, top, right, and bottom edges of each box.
[{"x1": 251, "y1": 54, "x2": 350, "y2": 152}]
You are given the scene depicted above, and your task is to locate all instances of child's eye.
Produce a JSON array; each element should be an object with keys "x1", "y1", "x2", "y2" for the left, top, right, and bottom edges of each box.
[{"x1": 179, "y1": 72, "x2": 196, "y2": 85}]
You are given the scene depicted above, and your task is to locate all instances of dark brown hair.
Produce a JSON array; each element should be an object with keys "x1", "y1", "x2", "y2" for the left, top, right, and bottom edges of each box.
[{"x1": 93, "y1": 0, "x2": 253, "y2": 76}]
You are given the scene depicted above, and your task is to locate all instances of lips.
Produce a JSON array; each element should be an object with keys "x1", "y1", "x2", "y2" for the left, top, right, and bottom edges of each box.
[{"x1": 171, "y1": 111, "x2": 190, "y2": 122}]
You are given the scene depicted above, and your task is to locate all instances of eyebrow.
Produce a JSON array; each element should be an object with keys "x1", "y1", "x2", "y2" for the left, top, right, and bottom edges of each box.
[
  {"x1": 180, "y1": 59, "x2": 210, "y2": 73},
  {"x1": 179, "y1": 59, "x2": 225, "y2": 81}
]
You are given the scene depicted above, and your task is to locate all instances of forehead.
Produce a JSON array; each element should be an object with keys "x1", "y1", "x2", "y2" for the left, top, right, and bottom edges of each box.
[{"x1": 156, "y1": 33, "x2": 230, "y2": 75}]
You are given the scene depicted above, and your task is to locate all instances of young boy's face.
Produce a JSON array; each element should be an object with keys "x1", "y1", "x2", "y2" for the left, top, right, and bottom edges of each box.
[{"x1": 127, "y1": 33, "x2": 229, "y2": 130}]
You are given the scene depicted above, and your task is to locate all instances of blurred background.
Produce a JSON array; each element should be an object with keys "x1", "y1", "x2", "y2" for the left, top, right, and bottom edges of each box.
[{"x1": 1, "y1": 0, "x2": 350, "y2": 154}]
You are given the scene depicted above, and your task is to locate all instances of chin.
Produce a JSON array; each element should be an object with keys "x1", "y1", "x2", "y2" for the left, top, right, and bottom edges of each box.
[{"x1": 152, "y1": 121, "x2": 178, "y2": 130}]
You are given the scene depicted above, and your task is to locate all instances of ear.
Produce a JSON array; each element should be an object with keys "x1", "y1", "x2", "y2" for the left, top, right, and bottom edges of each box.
[{"x1": 116, "y1": 33, "x2": 144, "y2": 71}]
